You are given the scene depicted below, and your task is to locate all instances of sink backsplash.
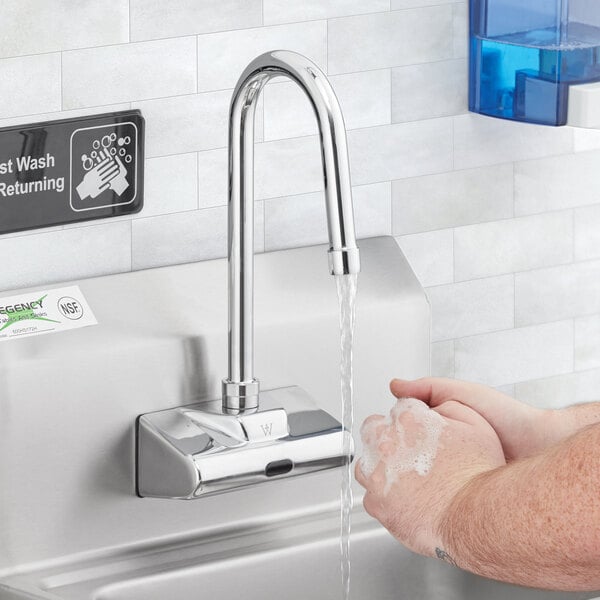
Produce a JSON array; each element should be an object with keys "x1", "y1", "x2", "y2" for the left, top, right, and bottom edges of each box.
[{"x1": 0, "y1": 3, "x2": 598, "y2": 407}]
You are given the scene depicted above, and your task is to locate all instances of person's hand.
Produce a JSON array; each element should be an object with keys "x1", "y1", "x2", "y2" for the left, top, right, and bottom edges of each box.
[
  {"x1": 355, "y1": 397, "x2": 505, "y2": 558},
  {"x1": 389, "y1": 378, "x2": 557, "y2": 461}
]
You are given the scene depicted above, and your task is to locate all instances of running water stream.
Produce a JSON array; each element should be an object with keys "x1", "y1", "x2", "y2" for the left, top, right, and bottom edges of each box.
[{"x1": 336, "y1": 273, "x2": 358, "y2": 600}]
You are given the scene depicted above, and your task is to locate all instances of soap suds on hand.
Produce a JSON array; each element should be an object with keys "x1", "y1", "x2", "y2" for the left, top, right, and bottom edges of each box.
[{"x1": 360, "y1": 397, "x2": 445, "y2": 494}]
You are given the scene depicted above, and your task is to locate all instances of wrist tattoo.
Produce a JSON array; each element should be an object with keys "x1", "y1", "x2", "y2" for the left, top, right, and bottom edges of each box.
[{"x1": 435, "y1": 547, "x2": 457, "y2": 566}]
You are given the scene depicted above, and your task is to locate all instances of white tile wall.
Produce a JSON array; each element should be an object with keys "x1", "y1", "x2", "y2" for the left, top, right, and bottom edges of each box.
[
  {"x1": 454, "y1": 212, "x2": 573, "y2": 281},
  {"x1": 515, "y1": 260, "x2": 600, "y2": 327},
  {"x1": 396, "y1": 229, "x2": 454, "y2": 287},
  {"x1": 1, "y1": 1, "x2": 599, "y2": 401},
  {"x1": 575, "y1": 315, "x2": 600, "y2": 372},
  {"x1": 263, "y1": 0, "x2": 390, "y2": 25},
  {"x1": 426, "y1": 275, "x2": 514, "y2": 342},
  {"x1": 454, "y1": 113, "x2": 574, "y2": 169},
  {"x1": 455, "y1": 321, "x2": 574, "y2": 388},
  {"x1": 328, "y1": 7, "x2": 454, "y2": 74},
  {"x1": 197, "y1": 21, "x2": 327, "y2": 92},
  {"x1": 575, "y1": 204, "x2": 600, "y2": 261},
  {"x1": 515, "y1": 368, "x2": 600, "y2": 409},
  {"x1": 62, "y1": 38, "x2": 197, "y2": 108},
  {"x1": 514, "y1": 151, "x2": 600, "y2": 216},
  {"x1": 431, "y1": 340, "x2": 455, "y2": 378},
  {"x1": 392, "y1": 59, "x2": 467, "y2": 123},
  {"x1": 263, "y1": 70, "x2": 391, "y2": 140},
  {"x1": 130, "y1": 0, "x2": 262, "y2": 41},
  {"x1": 392, "y1": 163, "x2": 514, "y2": 235},
  {"x1": 0, "y1": 0, "x2": 129, "y2": 59},
  {"x1": 0, "y1": 54, "x2": 61, "y2": 118}
]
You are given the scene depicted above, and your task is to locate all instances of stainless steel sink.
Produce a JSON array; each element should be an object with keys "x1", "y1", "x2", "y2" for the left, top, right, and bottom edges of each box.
[{"x1": 2, "y1": 510, "x2": 596, "y2": 600}]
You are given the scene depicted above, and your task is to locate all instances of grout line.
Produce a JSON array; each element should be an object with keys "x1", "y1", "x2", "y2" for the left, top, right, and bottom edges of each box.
[
  {"x1": 450, "y1": 338, "x2": 457, "y2": 378},
  {"x1": 196, "y1": 36, "x2": 199, "y2": 94},
  {"x1": 572, "y1": 207, "x2": 576, "y2": 262},
  {"x1": 436, "y1": 317, "x2": 576, "y2": 345},
  {"x1": 59, "y1": 52, "x2": 63, "y2": 110},
  {"x1": 510, "y1": 161, "x2": 516, "y2": 217},
  {"x1": 451, "y1": 227, "x2": 456, "y2": 283},
  {"x1": 129, "y1": 219, "x2": 133, "y2": 273},
  {"x1": 128, "y1": 0, "x2": 132, "y2": 42},
  {"x1": 451, "y1": 113, "x2": 455, "y2": 170},
  {"x1": 196, "y1": 152, "x2": 200, "y2": 209},
  {"x1": 513, "y1": 272, "x2": 517, "y2": 328}
]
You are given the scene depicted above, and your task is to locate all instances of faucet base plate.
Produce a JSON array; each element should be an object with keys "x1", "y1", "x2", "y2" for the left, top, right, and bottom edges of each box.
[{"x1": 136, "y1": 386, "x2": 351, "y2": 499}]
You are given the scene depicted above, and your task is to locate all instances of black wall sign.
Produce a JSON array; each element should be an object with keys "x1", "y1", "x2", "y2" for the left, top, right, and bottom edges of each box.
[{"x1": 0, "y1": 110, "x2": 144, "y2": 235}]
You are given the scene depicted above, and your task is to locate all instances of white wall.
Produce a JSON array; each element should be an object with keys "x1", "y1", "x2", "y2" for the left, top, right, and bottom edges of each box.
[{"x1": 0, "y1": 0, "x2": 599, "y2": 407}]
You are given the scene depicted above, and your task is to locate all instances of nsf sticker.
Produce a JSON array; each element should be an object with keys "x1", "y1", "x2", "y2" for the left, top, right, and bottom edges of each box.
[{"x1": 0, "y1": 285, "x2": 97, "y2": 342}]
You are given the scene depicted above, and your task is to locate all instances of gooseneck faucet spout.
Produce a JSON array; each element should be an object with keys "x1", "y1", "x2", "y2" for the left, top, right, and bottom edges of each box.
[{"x1": 223, "y1": 50, "x2": 361, "y2": 413}]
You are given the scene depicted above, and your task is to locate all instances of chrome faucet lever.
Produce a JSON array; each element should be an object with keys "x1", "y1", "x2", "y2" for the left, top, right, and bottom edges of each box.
[
  {"x1": 223, "y1": 50, "x2": 361, "y2": 413},
  {"x1": 136, "y1": 52, "x2": 359, "y2": 500}
]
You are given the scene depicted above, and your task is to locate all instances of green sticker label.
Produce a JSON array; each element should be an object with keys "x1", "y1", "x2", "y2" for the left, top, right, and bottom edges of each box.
[{"x1": 0, "y1": 285, "x2": 97, "y2": 341}]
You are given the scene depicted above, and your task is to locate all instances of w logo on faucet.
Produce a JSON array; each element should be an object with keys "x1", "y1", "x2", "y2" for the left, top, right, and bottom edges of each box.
[{"x1": 261, "y1": 422, "x2": 273, "y2": 437}]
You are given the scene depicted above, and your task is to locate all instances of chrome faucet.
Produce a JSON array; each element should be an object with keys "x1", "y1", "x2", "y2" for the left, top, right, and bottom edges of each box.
[
  {"x1": 223, "y1": 50, "x2": 360, "y2": 413},
  {"x1": 136, "y1": 51, "x2": 360, "y2": 499}
]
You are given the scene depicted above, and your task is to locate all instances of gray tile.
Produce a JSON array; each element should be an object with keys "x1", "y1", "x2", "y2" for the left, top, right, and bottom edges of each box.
[
  {"x1": 264, "y1": 0, "x2": 389, "y2": 25},
  {"x1": 392, "y1": 59, "x2": 467, "y2": 123},
  {"x1": 132, "y1": 208, "x2": 225, "y2": 269},
  {"x1": 426, "y1": 275, "x2": 514, "y2": 342},
  {"x1": 130, "y1": 0, "x2": 262, "y2": 40},
  {"x1": 455, "y1": 321, "x2": 574, "y2": 388},
  {"x1": 0, "y1": 222, "x2": 131, "y2": 292},
  {"x1": 392, "y1": 164, "x2": 514, "y2": 235},
  {"x1": 0, "y1": 104, "x2": 132, "y2": 129},
  {"x1": 515, "y1": 368, "x2": 600, "y2": 410},
  {"x1": 431, "y1": 341, "x2": 455, "y2": 378},
  {"x1": 255, "y1": 136, "x2": 324, "y2": 199},
  {"x1": 392, "y1": 0, "x2": 455, "y2": 7},
  {"x1": 574, "y1": 128, "x2": 600, "y2": 152},
  {"x1": 575, "y1": 205, "x2": 600, "y2": 261},
  {"x1": 395, "y1": 229, "x2": 454, "y2": 288},
  {"x1": 0, "y1": 54, "x2": 61, "y2": 118},
  {"x1": 515, "y1": 260, "x2": 600, "y2": 327},
  {"x1": 197, "y1": 21, "x2": 327, "y2": 93},
  {"x1": 575, "y1": 315, "x2": 600, "y2": 372},
  {"x1": 198, "y1": 148, "x2": 227, "y2": 208},
  {"x1": 515, "y1": 151, "x2": 600, "y2": 216},
  {"x1": 263, "y1": 69, "x2": 391, "y2": 141},
  {"x1": 135, "y1": 91, "x2": 232, "y2": 158},
  {"x1": 454, "y1": 114, "x2": 574, "y2": 169},
  {"x1": 453, "y1": 3, "x2": 468, "y2": 59},
  {"x1": 454, "y1": 212, "x2": 573, "y2": 281},
  {"x1": 132, "y1": 205, "x2": 263, "y2": 270},
  {"x1": 328, "y1": 7, "x2": 453, "y2": 74},
  {"x1": 139, "y1": 153, "x2": 198, "y2": 218},
  {"x1": 495, "y1": 384, "x2": 515, "y2": 397},
  {"x1": 0, "y1": 0, "x2": 129, "y2": 58},
  {"x1": 348, "y1": 119, "x2": 454, "y2": 186},
  {"x1": 264, "y1": 182, "x2": 391, "y2": 251},
  {"x1": 63, "y1": 38, "x2": 197, "y2": 109}
]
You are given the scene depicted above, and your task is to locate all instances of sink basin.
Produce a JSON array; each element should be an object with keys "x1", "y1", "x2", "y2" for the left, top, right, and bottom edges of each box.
[{"x1": 1, "y1": 510, "x2": 596, "y2": 600}]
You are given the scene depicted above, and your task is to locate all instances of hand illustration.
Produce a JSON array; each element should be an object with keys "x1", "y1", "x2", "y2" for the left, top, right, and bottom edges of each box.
[
  {"x1": 107, "y1": 154, "x2": 129, "y2": 196},
  {"x1": 76, "y1": 156, "x2": 120, "y2": 200}
]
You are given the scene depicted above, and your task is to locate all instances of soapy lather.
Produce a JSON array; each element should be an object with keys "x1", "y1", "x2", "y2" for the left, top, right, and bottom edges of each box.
[{"x1": 360, "y1": 397, "x2": 445, "y2": 494}]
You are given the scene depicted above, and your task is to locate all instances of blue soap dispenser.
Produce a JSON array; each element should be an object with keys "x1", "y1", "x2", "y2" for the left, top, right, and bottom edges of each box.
[{"x1": 470, "y1": 0, "x2": 600, "y2": 126}]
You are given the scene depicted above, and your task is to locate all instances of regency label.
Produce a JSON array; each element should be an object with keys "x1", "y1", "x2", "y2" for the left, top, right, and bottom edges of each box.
[
  {"x1": 0, "y1": 110, "x2": 144, "y2": 234},
  {"x1": 0, "y1": 285, "x2": 97, "y2": 342}
]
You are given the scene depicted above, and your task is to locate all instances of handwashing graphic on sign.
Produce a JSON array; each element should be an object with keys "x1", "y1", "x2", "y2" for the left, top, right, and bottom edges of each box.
[
  {"x1": 76, "y1": 133, "x2": 132, "y2": 200},
  {"x1": 70, "y1": 122, "x2": 138, "y2": 212}
]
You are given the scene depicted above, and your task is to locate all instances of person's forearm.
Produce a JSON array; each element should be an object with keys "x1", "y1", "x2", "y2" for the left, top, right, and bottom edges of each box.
[
  {"x1": 438, "y1": 423, "x2": 600, "y2": 591},
  {"x1": 548, "y1": 402, "x2": 600, "y2": 443}
]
